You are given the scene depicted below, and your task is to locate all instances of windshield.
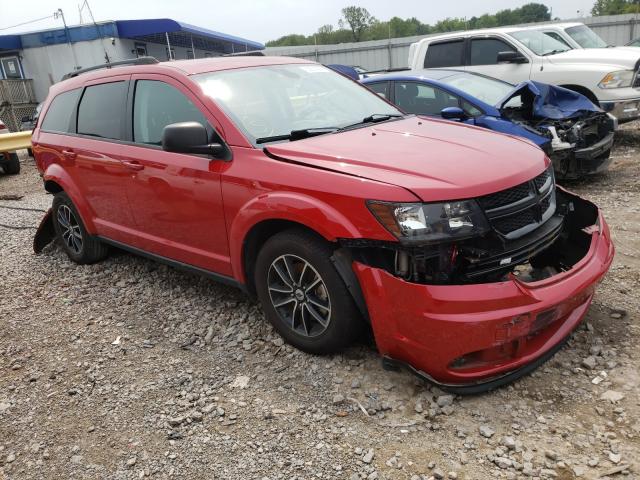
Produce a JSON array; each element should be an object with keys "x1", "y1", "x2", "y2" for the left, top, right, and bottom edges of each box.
[
  {"x1": 565, "y1": 25, "x2": 608, "y2": 48},
  {"x1": 193, "y1": 64, "x2": 401, "y2": 143},
  {"x1": 509, "y1": 29, "x2": 572, "y2": 56},
  {"x1": 438, "y1": 73, "x2": 515, "y2": 106}
]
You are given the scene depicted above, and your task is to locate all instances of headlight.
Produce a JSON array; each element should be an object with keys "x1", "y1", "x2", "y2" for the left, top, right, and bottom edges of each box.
[
  {"x1": 367, "y1": 200, "x2": 490, "y2": 245},
  {"x1": 598, "y1": 70, "x2": 634, "y2": 89}
]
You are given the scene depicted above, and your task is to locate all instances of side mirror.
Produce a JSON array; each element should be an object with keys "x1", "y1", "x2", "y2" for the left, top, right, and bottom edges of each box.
[
  {"x1": 441, "y1": 107, "x2": 466, "y2": 121},
  {"x1": 496, "y1": 51, "x2": 528, "y2": 64},
  {"x1": 162, "y1": 122, "x2": 225, "y2": 158}
]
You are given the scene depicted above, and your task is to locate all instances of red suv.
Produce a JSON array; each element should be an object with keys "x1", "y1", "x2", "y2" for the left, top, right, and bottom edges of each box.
[{"x1": 32, "y1": 56, "x2": 614, "y2": 393}]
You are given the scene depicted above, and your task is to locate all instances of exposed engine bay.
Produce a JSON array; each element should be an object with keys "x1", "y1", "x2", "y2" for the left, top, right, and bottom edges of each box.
[
  {"x1": 498, "y1": 82, "x2": 616, "y2": 180},
  {"x1": 342, "y1": 188, "x2": 599, "y2": 286}
]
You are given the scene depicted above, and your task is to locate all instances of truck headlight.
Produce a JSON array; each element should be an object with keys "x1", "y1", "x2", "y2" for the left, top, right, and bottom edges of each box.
[
  {"x1": 367, "y1": 200, "x2": 490, "y2": 245},
  {"x1": 598, "y1": 70, "x2": 634, "y2": 89}
]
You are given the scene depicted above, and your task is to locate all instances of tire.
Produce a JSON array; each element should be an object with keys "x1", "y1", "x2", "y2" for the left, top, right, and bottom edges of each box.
[
  {"x1": 52, "y1": 192, "x2": 108, "y2": 264},
  {"x1": 254, "y1": 229, "x2": 363, "y2": 354},
  {"x1": 27, "y1": 148, "x2": 33, "y2": 158},
  {"x1": 3, "y1": 153, "x2": 20, "y2": 175}
]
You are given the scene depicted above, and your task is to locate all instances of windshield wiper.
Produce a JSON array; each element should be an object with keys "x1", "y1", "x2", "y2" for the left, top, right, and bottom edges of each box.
[
  {"x1": 542, "y1": 49, "x2": 568, "y2": 56},
  {"x1": 339, "y1": 113, "x2": 404, "y2": 131},
  {"x1": 256, "y1": 127, "x2": 339, "y2": 144},
  {"x1": 255, "y1": 114, "x2": 404, "y2": 144}
]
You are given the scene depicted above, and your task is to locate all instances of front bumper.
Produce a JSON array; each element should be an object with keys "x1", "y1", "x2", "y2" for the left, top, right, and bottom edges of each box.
[
  {"x1": 600, "y1": 97, "x2": 640, "y2": 122},
  {"x1": 551, "y1": 132, "x2": 615, "y2": 180},
  {"x1": 353, "y1": 209, "x2": 614, "y2": 392}
]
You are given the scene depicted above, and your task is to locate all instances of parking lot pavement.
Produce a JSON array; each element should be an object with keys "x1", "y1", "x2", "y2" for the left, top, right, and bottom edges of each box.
[{"x1": 1, "y1": 123, "x2": 639, "y2": 479}]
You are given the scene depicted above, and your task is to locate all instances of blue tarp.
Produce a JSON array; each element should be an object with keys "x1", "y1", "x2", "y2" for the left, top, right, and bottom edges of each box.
[{"x1": 498, "y1": 81, "x2": 601, "y2": 120}]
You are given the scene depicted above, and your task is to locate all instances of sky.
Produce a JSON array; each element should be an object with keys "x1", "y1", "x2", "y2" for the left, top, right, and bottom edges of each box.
[{"x1": 0, "y1": 0, "x2": 599, "y2": 44}]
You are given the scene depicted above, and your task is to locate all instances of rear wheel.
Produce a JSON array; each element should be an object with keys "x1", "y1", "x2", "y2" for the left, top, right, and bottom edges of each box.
[
  {"x1": 52, "y1": 192, "x2": 108, "y2": 264},
  {"x1": 2, "y1": 153, "x2": 20, "y2": 175},
  {"x1": 255, "y1": 229, "x2": 363, "y2": 354}
]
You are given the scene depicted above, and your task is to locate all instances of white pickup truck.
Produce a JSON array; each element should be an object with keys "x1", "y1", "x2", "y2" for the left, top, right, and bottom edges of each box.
[{"x1": 408, "y1": 27, "x2": 640, "y2": 122}]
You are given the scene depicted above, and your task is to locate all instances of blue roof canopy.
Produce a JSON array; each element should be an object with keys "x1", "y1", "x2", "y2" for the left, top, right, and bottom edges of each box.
[
  {"x1": 0, "y1": 18, "x2": 263, "y2": 53},
  {"x1": 0, "y1": 35, "x2": 22, "y2": 51},
  {"x1": 116, "y1": 19, "x2": 263, "y2": 51}
]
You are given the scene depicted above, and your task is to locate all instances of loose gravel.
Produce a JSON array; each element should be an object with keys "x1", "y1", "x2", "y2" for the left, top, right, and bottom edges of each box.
[{"x1": 1, "y1": 123, "x2": 639, "y2": 479}]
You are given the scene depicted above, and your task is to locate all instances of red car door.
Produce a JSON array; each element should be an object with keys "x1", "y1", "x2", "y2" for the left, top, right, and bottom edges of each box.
[
  {"x1": 68, "y1": 76, "x2": 138, "y2": 243},
  {"x1": 119, "y1": 74, "x2": 231, "y2": 275}
]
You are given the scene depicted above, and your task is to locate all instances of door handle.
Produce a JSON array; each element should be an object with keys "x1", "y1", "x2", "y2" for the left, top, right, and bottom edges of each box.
[
  {"x1": 122, "y1": 160, "x2": 144, "y2": 171},
  {"x1": 61, "y1": 149, "x2": 77, "y2": 159}
]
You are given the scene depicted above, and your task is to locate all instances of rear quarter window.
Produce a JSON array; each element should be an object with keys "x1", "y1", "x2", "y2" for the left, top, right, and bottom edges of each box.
[
  {"x1": 424, "y1": 40, "x2": 464, "y2": 68},
  {"x1": 40, "y1": 89, "x2": 81, "y2": 133},
  {"x1": 77, "y1": 82, "x2": 128, "y2": 140}
]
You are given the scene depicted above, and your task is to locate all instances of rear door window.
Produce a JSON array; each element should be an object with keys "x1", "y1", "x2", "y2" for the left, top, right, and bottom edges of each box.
[
  {"x1": 469, "y1": 38, "x2": 516, "y2": 65},
  {"x1": 40, "y1": 88, "x2": 81, "y2": 133},
  {"x1": 77, "y1": 82, "x2": 127, "y2": 140},
  {"x1": 132, "y1": 80, "x2": 208, "y2": 145},
  {"x1": 424, "y1": 40, "x2": 464, "y2": 68}
]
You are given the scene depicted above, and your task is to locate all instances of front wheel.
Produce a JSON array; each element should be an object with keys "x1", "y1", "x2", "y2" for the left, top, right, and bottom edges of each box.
[{"x1": 254, "y1": 229, "x2": 363, "y2": 354}]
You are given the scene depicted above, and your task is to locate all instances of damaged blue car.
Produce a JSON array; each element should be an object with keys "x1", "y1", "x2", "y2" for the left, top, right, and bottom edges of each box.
[{"x1": 361, "y1": 70, "x2": 617, "y2": 180}]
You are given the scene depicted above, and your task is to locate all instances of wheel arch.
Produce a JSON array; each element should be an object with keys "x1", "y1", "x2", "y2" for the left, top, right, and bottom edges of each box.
[
  {"x1": 41, "y1": 164, "x2": 97, "y2": 232},
  {"x1": 242, "y1": 219, "x2": 325, "y2": 297}
]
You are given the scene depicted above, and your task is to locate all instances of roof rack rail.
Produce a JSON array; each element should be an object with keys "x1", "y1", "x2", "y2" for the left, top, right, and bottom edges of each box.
[
  {"x1": 223, "y1": 50, "x2": 265, "y2": 57},
  {"x1": 61, "y1": 56, "x2": 159, "y2": 81}
]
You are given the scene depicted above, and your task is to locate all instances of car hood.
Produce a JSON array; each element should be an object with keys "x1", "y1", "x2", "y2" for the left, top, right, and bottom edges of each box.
[
  {"x1": 265, "y1": 117, "x2": 548, "y2": 202},
  {"x1": 545, "y1": 48, "x2": 640, "y2": 68},
  {"x1": 497, "y1": 80, "x2": 601, "y2": 120}
]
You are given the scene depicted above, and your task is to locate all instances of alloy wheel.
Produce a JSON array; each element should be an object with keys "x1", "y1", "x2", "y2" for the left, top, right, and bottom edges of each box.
[
  {"x1": 267, "y1": 254, "x2": 331, "y2": 337},
  {"x1": 57, "y1": 205, "x2": 83, "y2": 254}
]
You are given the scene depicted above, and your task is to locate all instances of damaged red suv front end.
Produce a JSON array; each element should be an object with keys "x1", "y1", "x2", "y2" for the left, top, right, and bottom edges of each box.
[{"x1": 348, "y1": 181, "x2": 614, "y2": 393}]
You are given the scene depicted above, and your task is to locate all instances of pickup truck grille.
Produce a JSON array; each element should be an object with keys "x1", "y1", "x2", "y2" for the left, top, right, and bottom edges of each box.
[{"x1": 478, "y1": 167, "x2": 556, "y2": 240}]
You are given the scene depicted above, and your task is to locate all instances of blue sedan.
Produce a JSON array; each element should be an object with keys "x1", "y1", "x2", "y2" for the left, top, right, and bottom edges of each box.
[{"x1": 361, "y1": 69, "x2": 616, "y2": 180}]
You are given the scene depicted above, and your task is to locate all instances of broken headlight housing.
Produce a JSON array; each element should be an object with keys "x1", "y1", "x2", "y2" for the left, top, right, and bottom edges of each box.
[{"x1": 367, "y1": 200, "x2": 490, "y2": 245}]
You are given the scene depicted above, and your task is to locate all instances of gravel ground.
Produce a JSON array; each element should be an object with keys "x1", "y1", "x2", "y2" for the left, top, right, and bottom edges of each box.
[{"x1": 1, "y1": 123, "x2": 639, "y2": 480}]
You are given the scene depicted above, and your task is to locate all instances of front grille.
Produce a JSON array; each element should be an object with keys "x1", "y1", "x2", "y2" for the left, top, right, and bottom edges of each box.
[
  {"x1": 493, "y1": 209, "x2": 536, "y2": 235},
  {"x1": 480, "y1": 182, "x2": 531, "y2": 209},
  {"x1": 479, "y1": 167, "x2": 556, "y2": 240}
]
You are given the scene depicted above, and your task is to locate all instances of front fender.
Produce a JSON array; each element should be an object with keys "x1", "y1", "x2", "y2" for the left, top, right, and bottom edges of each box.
[
  {"x1": 42, "y1": 163, "x2": 97, "y2": 233},
  {"x1": 229, "y1": 191, "x2": 368, "y2": 283}
]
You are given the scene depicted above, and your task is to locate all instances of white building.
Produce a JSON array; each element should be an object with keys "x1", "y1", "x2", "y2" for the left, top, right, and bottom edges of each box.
[{"x1": 0, "y1": 18, "x2": 263, "y2": 130}]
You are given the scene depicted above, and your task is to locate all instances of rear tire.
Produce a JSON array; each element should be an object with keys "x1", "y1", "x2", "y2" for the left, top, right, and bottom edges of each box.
[
  {"x1": 3, "y1": 153, "x2": 20, "y2": 174},
  {"x1": 52, "y1": 192, "x2": 108, "y2": 264},
  {"x1": 254, "y1": 229, "x2": 363, "y2": 355}
]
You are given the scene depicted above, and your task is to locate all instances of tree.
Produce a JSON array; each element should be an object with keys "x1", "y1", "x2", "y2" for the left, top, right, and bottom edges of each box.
[
  {"x1": 340, "y1": 6, "x2": 377, "y2": 42},
  {"x1": 591, "y1": 0, "x2": 639, "y2": 15},
  {"x1": 518, "y1": 3, "x2": 551, "y2": 22},
  {"x1": 265, "y1": 2, "x2": 566, "y2": 47}
]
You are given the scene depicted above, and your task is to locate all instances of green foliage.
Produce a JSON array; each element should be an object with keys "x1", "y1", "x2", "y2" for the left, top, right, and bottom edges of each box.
[
  {"x1": 265, "y1": 2, "x2": 552, "y2": 47},
  {"x1": 340, "y1": 6, "x2": 377, "y2": 41},
  {"x1": 591, "y1": 0, "x2": 640, "y2": 15}
]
